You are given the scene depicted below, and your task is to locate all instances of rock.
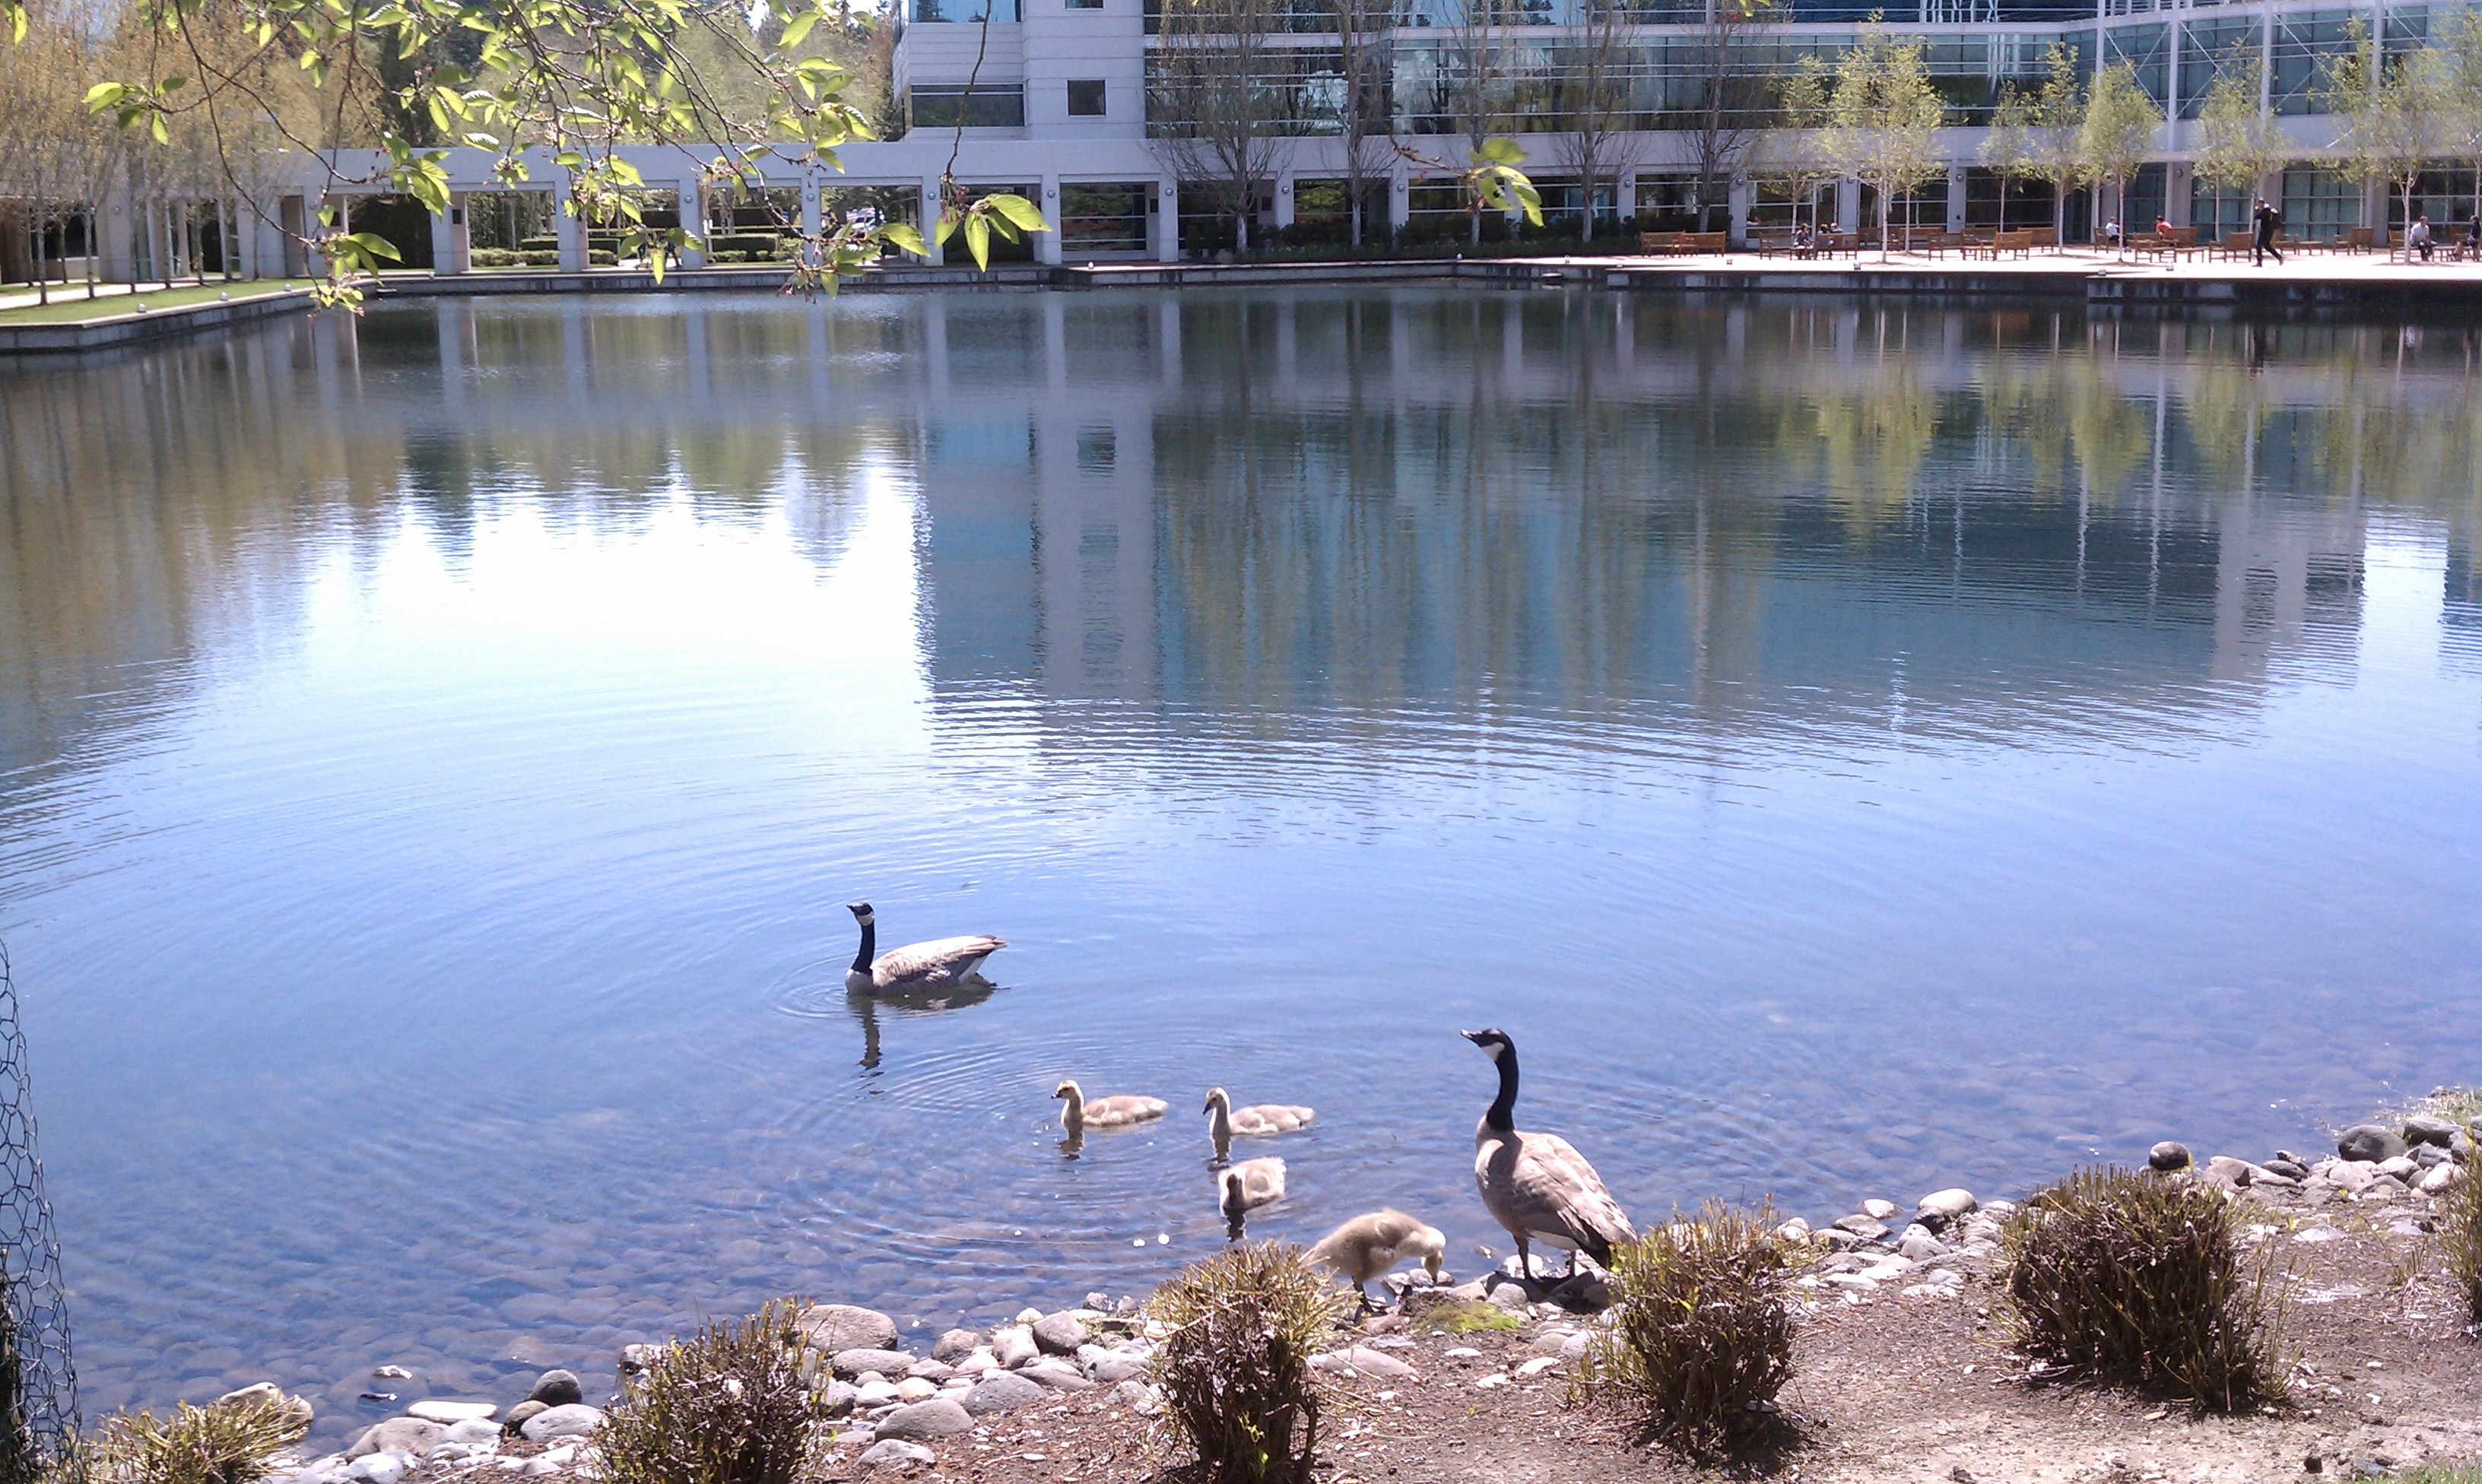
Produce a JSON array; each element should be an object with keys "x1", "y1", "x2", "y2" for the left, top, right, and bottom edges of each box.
[
  {"x1": 518, "y1": 1405, "x2": 605, "y2": 1442},
  {"x1": 2403, "y1": 1115, "x2": 2459, "y2": 1147},
  {"x1": 1821, "y1": 1228, "x2": 1865, "y2": 1251},
  {"x1": 344, "y1": 1455, "x2": 407, "y2": 1484},
  {"x1": 1031, "y1": 1312, "x2": 1089, "y2": 1356},
  {"x1": 1083, "y1": 1350, "x2": 1150, "y2": 1384},
  {"x1": 2376, "y1": 1155, "x2": 2419, "y2": 1181},
  {"x1": 855, "y1": 1380, "x2": 901, "y2": 1407},
  {"x1": 832, "y1": 1349, "x2": 918, "y2": 1379},
  {"x1": 1112, "y1": 1379, "x2": 1161, "y2": 1414},
  {"x1": 960, "y1": 1372, "x2": 1046, "y2": 1416},
  {"x1": 872, "y1": 1398, "x2": 973, "y2": 1440},
  {"x1": 1776, "y1": 1217, "x2": 1811, "y2": 1242},
  {"x1": 406, "y1": 1400, "x2": 496, "y2": 1425},
  {"x1": 1014, "y1": 1307, "x2": 1044, "y2": 1325},
  {"x1": 990, "y1": 1325, "x2": 1039, "y2": 1370},
  {"x1": 1915, "y1": 1190, "x2": 1978, "y2": 1230},
  {"x1": 2148, "y1": 1142, "x2": 2193, "y2": 1172},
  {"x1": 524, "y1": 1371, "x2": 583, "y2": 1409},
  {"x1": 893, "y1": 1378, "x2": 938, "y2": 1402},
  {"x1": 857, "y1": 1439, "x2": 935, "y2": 1470},
  {"x1": 797, "y1": 1305, "x2": 900, "y2": 1356},
  {"x1": 822, "y1": 1381, "x2": 861, "y2": 1416},
  {"x1": 1484, "y1": 1281, "x2": 1531, "y2": 1314},
  {"x1": 955, "y1": 1351, "x2": 998, "y2": 1377},
  {"x1": 2421, "y1": 1165, "x2": 2463, "y2": 1194},
  {"x1": 1020, "y1": 1358, "x2": 1095, "y2": 1390},
  {"x1": 2414, "y1": 1143, "x2": 2452, "y2": 1169},
  {"x1": 2207, "y1": 1156, "x2": 2258, "y2": 1186},
  {"x1": 348, "y1": 1421, "x2": 443, "y2": 1460},
  {"x1": 214, "y1": 1383, "x2": 314, "y2": 1432},
  {"x1": 1831, "y1": 1214, "x2": 1889, "y2": 1241},
  {"x1": 2265, "y1": 1158, "x2": 2310, "y2": 1181},
  {"x1": 1860, "y1": 1199, "x2": 1900, "y2": 1221},
  {"x1": 439, "y1": 1420, "x2": 502, "y2": 1447},
  {"x1": 904, "y1": 1358, "x2": 954, "y2": 1382},
  {"x1": 931, "y1": 1330, "x2": 982, "y2": 1364},
  {"x1": 617, "y1": 1343, "x2": 662, "y2": 1377},
  {"x1": 501, "y1": 1402, "x2": 549, "y2": 1436},
  {"x1": 2329, "y1": 1159, "x2": 2381, "y2": 1193},
  {"x1": 1898, "y1": 1232, "x2": 1947, "y2": 1261},
  {"x1": 1311, "y1": 1346, "x2": 1417, "y2": 1380},
  {"x1": 2338, "y1": 1124, "x2": 2407, "y2": 1163}
]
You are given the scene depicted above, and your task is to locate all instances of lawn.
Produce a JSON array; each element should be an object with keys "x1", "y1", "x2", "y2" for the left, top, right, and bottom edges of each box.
[{"x1": 0, "y1": 280, "x2": 309, "y2": 327}]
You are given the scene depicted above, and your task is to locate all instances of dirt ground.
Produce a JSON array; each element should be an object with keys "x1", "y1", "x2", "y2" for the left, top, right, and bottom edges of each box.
[{"x1": 814, "y1": 1186, "x2": 2482, "y2": 1484}]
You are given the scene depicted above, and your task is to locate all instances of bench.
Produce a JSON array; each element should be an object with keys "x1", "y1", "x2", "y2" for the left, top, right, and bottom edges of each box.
[
  {"x1": 1964, "y1": 228, "x2": 2036, "y2": 260},
  {"x1": 2130, "y1": 226, "x2": 2198, "y2": 260},
  {"x1": 1637, "y1": 231, "x2": 1729, "y2": 256}
]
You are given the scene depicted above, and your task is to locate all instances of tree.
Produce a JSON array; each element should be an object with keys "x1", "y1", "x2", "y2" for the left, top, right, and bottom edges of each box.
[
  {"x1": 1823, "y1": 19, "x2": 1947, "y2": 260},
  {"x1": 1750, "y1": 55, "x2": 1836, "y2": 239},
  {"x1": 1676, "y1": 0, "x2": 1779, "y2": 236},
  {"x1": 1981, "y1": 40, "x2": 2082, "y2": 246},
  {"x1": 2076, "y1": 60, "x2": 2161, "y2": 255},
  {"x1": 2321, "y1": 17, "x2": 2454, "y2": 262},
  {"x1": 1553, "y1": 0, "x2": 1643, "y2": 245},
  {"x1": 1328, "y1": 0, "x2": 1398, "y2": 249},
  {"x1": 0, "y1": 8, "x2": 123, "y2": 303},
  {"x1": 2446, "y1": 8, "x2": 2482, "y2": 234},
  {"x1": 2191, "y1": 46, "x2": 2284, "y2": 232},
  {"x1": 1438, "y1": 0, "x2": 1522, "y2": 243},
  {"x1": 1149, "y1": 0, "x2": 1291, "y2": 253}
]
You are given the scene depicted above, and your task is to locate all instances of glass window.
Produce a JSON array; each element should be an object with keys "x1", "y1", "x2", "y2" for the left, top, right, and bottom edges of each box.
[
  {"x1": 1068, "y1": 79, "x2": 1108, "y2": 115},
  {"x1": 2273, "y1": 10, "x2": 2357, "y2": 114},
  {"x1": 910, "y1": 84, "x2": 1027, "y2": 127},
  {"x1": 909, "y1": 0, "x2": 1017, "y2": 16},
  {"x1": 2282, "y1": 165, "x2": 2362, "y2": 239},
  {"x1": 2176, "y1": 17, "x2": 2260, "y2": 119},
  {"x1": 2103, "y1": 23, "x2": 2169, "y2": 106},
  {"x1": 1067, "y1": 0, "x2": 1102, "y2": 8}
]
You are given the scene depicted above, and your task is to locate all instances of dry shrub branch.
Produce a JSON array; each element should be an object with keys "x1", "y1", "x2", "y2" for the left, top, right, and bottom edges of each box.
[
  {"x1": 1147, "y1": 1243, "x2": 1348, "y2": 1484},
  {"x1": 2002, "y1": 1166, "x2": 2290, "y2": 1411},
  {"x1": 1579, "y1": 1201, "x2": 1795, "y2": 1461},
  {"x1": 598, "y1": 1298, "x2": 827, "y2": 1484}
]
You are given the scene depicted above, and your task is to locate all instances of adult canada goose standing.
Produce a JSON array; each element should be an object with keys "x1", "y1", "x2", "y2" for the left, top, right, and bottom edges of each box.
[
  {"x1": 1219, "y1": 1156, "x2": 1287, "y2": 1238},
  {"x1": 1307, "y1": 1210, "x2": 1446, "y2": 1308},
  {"x1": 1055, "y1": 1080, "x2": 1168, "y2": 1137},
  {"x1": 1462, "y1": 1028, "x2": 1633, "y2": 1280},
  {"x1": 1201, "y1": 1087, "x2": 1315, "y2": 1161},
  {"x1": 845, "y1": 902, "x2": 1005, "y2": 994}
]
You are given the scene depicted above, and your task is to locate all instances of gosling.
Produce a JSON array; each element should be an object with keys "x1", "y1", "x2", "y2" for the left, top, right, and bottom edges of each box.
[
  {"x1": 1307, "y1": 1210, "x2": 1446, "y2": 1309},
  {"x1": 1219, "y1": 1156, "x2": 1288, "y2": 1237},
  {"x1": 1055, "y1": 1080, "x2": 1167, "y2": 1137},
  {"x1": 1201, "y1": 1087, "x2": 1315, "y2": 1160}
]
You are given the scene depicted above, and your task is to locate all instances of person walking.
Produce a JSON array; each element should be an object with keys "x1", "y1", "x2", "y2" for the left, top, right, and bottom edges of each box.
[{"x1": 2252, "y1": 198, "x2": 2284, "y2": 266}]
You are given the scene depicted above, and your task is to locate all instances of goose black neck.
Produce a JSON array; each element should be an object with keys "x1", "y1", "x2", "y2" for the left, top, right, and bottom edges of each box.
[
  {"x1": 851, "y1": 918, "x2": 874, "y2": 975},
  {"x1": 1484, "y1": 1047, "x2": 1519, "y2": 1134}
]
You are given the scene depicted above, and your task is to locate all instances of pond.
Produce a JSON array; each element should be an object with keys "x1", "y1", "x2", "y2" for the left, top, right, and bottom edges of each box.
[{"x1": 2, "y1": 288, "x2": 2478, "y2": 1435}]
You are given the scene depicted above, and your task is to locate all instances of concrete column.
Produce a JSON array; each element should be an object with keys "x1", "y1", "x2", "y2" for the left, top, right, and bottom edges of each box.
[
  {"x1": 1728, "y1": 175, "x2": 1750, "y2": 245},
  {"x1": 920, "y1": 177, "x2": 947, "y2": 266},
  {"x1": 430, "y1": 195, "x2": 470, "y2": 274},
  {"x1": 800, "y1": 173, "x2": 824, "y2": 260},
  {"x1": 1274, "y1": 173, "x2": 1297, "y2": 229},
  {"x1": 1836, "y1": 176, "x2": 1861, "y2": 234},
  {"x1": 1155, "y1": 179, "x2": 1178, "y2": 262},
  {"x1": 1037, "y1": 174, "x2": 1063, "y2": 265},
  {"x1": 1389, "y1": 170, "x2": 1411, "y2": 233},
  {"x1": 1617, "y1": 171, "x2": 1637, "y2": 224},
  {"x1": 1947, "y1": 166, "x2": 1968, "y2": 231},
  {"x1": 100, "y1": 188, "x2": 135, "y2": 283},
  {"x1": 2166, "y1": 163, "x2": 2192, "y2": 228},
  {"x1": 677, "y1": 178, "x2": 707, "y2": 268},
  {"x1": 554, "y1": 170, "x2": 587, "y2": 272}
]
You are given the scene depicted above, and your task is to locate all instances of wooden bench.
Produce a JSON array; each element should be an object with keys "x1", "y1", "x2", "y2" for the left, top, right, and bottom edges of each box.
[
  {"x1": 2216, "y1": 230, "x2": 2254, "y2": 261},
  {"x1": 2130, "y1": 226, "x2": 2198, "y2": 260},
  {"x1": 2027, "y1": 227, "x2": 2058, "y2": 250},
  {"x1": 2340, "y1": 226, "x2": 2379, "y2": 254},
  {"x1": 1965, "y1": 228, "x2": 2036, "y2": 260},
  {"x1": 1636, "y1": 231, "x2": 1727, "y2": 256}
]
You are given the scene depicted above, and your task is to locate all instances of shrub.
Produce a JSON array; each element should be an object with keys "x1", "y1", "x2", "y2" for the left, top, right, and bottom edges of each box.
[
  {"x1": 1579, "y1": 1202, "x2": 1793, "y2": 1461},
  {"x1": 2435, "y1": 1162, "x2": 2482, "y2": 1325},
  {"x1": 88, "y1": 1394, "x2": 309, "y2": 1484},
  {"x1": 2002, "y1": 1166, "x2": 2289, "y2": 1411},
  {"x1": 598, "y1": 1298, "x2": 827, "y2": 1484},
  {"x1": 1147, "y1": 1242, "x2": 1347, "y2": 1484}
]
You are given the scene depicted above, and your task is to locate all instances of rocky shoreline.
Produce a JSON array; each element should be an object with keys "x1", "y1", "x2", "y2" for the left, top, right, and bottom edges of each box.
[{"x1": 225, "y1": 1101, "x2": 2480, "y2": 1482}]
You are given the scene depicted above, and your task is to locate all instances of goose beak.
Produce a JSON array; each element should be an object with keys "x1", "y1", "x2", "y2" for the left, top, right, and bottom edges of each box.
[
  {"x1": 1201, "y1": 1096, "x2": 1214, "y2": 1114},
  {"x1": 1460, "y1": 1029, "x2": 1487, "y2": 1045}
]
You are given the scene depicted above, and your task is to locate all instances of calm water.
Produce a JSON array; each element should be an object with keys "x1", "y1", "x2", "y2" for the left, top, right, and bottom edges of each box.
[{"x1": 3, "y1": 289, "x2": 2480, "y2": 1435}]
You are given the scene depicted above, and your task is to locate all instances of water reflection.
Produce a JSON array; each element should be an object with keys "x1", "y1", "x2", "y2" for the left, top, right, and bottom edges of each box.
[{"x1": 1, "y1": 289, "x2": 2477, "y2": 1436}]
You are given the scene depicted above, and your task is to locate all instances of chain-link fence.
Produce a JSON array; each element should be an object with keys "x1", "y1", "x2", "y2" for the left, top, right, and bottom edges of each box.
[{"x1": 0, "y1": 940, "x2": 78, "y2": 1483}]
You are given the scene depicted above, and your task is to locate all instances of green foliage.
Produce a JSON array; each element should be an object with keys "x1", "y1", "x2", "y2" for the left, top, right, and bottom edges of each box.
[
  {"x1": 2192, "y1": 47, "x2": 2281, "y2": 198},
  {"x1": 1147, "y1": 1242, "x2": 1348, "y2": 1484},
  {"x1": 2319, "y1": 17, "x2": 2458, "y2": 258},
  {"x1": 89, "y1": 1396, "x2": 309, "y2": 1484},
  {"x1": 1409, "y1": 1298, "x2": 1522, "y2": 1333},
  {"x1": 1982, "y1": 41, "x2": 2084, "y2": 236},
  {"x1": 2001, "y1": 1166, "x2": 2290, "y2": 1413},
  {"x1": 1823, "y1": 19, "x2": 1947, "y2": 256},
  {"x1": 598, "y1": 1299, "x2": 827, "y2": 1484},
  {"x1": 2076, "y1": 61, "x2": 2162, "y2": 246},
  {"x1": 1579, "y1": 1202, "x2": 1793, "y2": 1462}
]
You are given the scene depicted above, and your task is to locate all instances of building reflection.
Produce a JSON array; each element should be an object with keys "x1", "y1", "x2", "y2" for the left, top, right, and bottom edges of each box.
[{"x1": 3, "y1": 289, "x2": 2476, "y2": 789}]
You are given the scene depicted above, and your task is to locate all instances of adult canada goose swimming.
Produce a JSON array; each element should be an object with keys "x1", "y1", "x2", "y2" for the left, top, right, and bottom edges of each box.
[
  {"x1": 844, "y1": 902, "x2": 1005, "y2": 994},
  {"x1": 1462, "y1": 1028, "x2": 1633, "y2": 1280},
  {"x1": 1054, "y1": 1080, "x2": 1168, "y2": 1137},
  {"x1": 1201, "y1": 1087, "x2": 1315, "y2": 1160},
  {"x1": 1219, "y1": 1157, "x2": 1287, "y2": 1236},
  {"x1": 1307, "y1": 1210, "x2": 1446, "y2": 1308}
]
